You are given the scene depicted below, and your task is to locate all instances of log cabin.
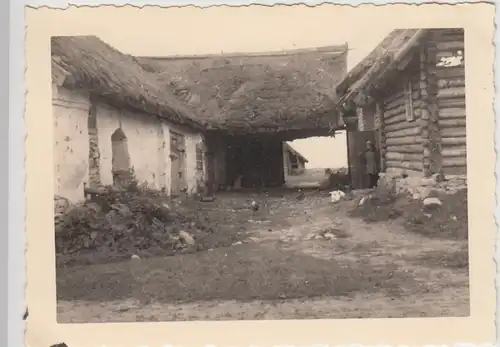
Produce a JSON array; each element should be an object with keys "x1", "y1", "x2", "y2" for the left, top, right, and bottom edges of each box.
[{"x1": 335, "y1": 28, "x2": 466, "y2": 189}]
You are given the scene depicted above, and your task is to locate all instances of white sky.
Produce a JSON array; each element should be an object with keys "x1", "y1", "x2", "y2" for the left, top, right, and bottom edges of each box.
[{"x1": 97, "y1": 24, "x2": 391, "y2": 170}]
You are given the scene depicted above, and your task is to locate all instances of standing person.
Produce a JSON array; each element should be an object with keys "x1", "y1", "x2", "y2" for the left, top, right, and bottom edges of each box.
[{"x1": 359, "y1": 140, "x2": 380, "y2": 188}]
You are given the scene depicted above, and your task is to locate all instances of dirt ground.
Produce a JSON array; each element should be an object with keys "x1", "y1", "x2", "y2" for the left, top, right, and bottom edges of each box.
[{"x1": 57, "y1": 189, "x2": 469, "y2": 323}]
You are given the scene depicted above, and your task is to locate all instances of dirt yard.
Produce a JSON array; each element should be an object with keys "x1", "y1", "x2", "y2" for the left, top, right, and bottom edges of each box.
[{"x1": 56, "y1": 189, "x2": 469, "y2": 322}]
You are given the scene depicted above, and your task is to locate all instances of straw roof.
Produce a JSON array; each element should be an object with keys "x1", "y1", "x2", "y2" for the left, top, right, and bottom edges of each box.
[
  {"x1": 283, "y1": 142, "x2": 309, "y2": 163},
  {"x1": 137, "y1": 45, "x2": 348, "y2": 136},
  {"x1": 335, "y1": 29, "x2": 427, "y2": 111},
  {"x1": 51, "y1": 36, "x2": 203, "y2": 130}
]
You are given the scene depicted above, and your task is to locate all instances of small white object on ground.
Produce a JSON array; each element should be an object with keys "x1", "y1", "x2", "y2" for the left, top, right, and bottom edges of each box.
[
  {"x1": 423, "y1": 197, "x2": 442, "y2": 207},
  {"x1": 131, "y1": 254, "x2": 141, "y2": 261},
  {"x1": 329, "y1": 190, "x2": 346, "y2": 203},
  {"x1": 179, "y1": 230, "x2": 196, "y2": 246}
]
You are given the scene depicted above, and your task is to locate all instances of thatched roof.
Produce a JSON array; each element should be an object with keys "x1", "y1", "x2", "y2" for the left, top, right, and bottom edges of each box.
[
  {"x1": 335, "y1": 29, "x2": 427, "y2": 111},
  {"x1": 51, "y1": 36, "x2": 203, "y2": 130},
  {"x1": 137, "y1": 45, "x2": 348, "y2": 137},
  {"x1": 283, "y1": 142, "x2": 309, "y2": 163}
]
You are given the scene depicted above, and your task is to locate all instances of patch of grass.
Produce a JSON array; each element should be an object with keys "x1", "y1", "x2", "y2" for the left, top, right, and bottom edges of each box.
[
  {"x1": 57, "y1": 243, "x2": 417, "y2": 303},
  {"x1": 405, "y1": 245, "x2": 469, "y2": 270}
]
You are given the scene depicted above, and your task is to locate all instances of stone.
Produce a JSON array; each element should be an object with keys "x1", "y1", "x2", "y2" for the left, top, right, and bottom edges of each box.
[
  {"x1": 423, "y1": 197, "x2": 442, "y2": 207},
  {"x1": 323, "y1": 232, "x2": 336, "y2": 240},
  {"x1": 179, "y1": 230, "x2": 196, "y2": 246}
]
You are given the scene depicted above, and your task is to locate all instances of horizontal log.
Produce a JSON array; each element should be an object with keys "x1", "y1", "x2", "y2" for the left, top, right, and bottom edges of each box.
[
  {"x1": 385, "y1": 126, "x2": 421, "y2": 138},
  {"x1": 386, "y1": 160, "x2": 423, "y2": 171},
  {"x1": 437, "y1": 51, "x2": 464, "y2": 61},
  {"x1": 438, "y1": 119, "x2": 467, "y2": 128},
  {"x1": 386, "y1": 152, "x2": 422, "y2": 162},
  {"x1": 442, "y1": 157, "x2": 467, "y2": 167},
  {"x1": 386, "y1": 136, "x2": 422, "y2": 146},
  {"x1": 436, "y1": 41, "x2": 464, "y2": 51},
  {"x1": 385, "y1": 144, "x2": 422, "y2": 154},
  {"x1": 435, "y1": 66, "x2": 464, "y2": 79},
  {"x1": 439, "y1": 98, "x2": 466, "y2": 109},
  {"x1": 437, "y1": 86, "x2": 466, "y2": 99},
  {"x1": 384, "y1": 104, "x2": 406, "y2": 119},
  {"x1": 443, "y1": 166, "x2": 467, "y2": 175},
  {"x1": 385, "y1": 119, "x2": 421, "y2": 132},
  {"x1": 386, "y1": 167, "x2": 423, "y2": 175},
  {"x1": 442, "y1": 147, "x2": 467, "y2": 158},
  {"x1": 439, "y1": 107, "x2": 466, "y2": 119},
  {"x1": 441, "y1": 137, "x2": 466, "y2": 146},
  {"x1": 441, "y1": 128, "x2": 467, "y2": 138},
  {"x1": 437, "y1": 77, "x2": 465, "y2": 89},
  {"x1": 384, "y1": 89, "x2": 405, "y2": 104},
  {"x1": 384, "y1": 106, "x2": 421, "y2": 123},
  {"x1": 384, "y1": 90, "x2": 420, "y2": 111}
]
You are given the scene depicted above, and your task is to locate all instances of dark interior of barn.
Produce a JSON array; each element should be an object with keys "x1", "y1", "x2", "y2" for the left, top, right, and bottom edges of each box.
[{"x1": 225, "y1": 135, "x2": 285, "y2": 189}]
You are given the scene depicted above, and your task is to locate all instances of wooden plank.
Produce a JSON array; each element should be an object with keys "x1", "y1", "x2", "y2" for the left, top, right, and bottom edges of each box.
[{"x1": 436, "y1": 41, "x2": 465, "y2": 51}]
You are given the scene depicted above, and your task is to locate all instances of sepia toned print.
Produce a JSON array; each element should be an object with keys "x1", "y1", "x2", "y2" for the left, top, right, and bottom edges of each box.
[
  {"x1": 53, "y1": 28, "x2": 469, "y2": 323},
  {"x1": 24, "y1": 3, "x2": 495, "y2": 347}
]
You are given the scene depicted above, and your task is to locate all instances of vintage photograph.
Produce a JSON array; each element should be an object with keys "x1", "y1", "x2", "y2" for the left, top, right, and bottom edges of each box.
[{"x1": 52, "y1": 27, "x2": 469, "y2": 323}]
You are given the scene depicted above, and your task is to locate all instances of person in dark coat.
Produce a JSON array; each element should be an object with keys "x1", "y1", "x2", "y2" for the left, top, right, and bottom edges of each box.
[{"x1": 359, "y1": 140, "x2": 380, "y2": 188}]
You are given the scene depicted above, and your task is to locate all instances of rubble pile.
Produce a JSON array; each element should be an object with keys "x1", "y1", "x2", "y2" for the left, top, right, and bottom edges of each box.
[{"x1": 55, "y1": 186, "x2": 214, "y2": 265}]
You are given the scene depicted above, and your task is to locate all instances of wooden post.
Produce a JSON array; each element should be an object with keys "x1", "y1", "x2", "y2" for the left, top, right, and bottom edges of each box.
[
  {"x1": 376, "y1": 102, "x2": 387, "y2": 172},
  {"x1": 426, "y1": 38, "x2": 443, "y2": 176},
  {"x1": 419, "y1": 44, "x2": 431, "y2": 177}
]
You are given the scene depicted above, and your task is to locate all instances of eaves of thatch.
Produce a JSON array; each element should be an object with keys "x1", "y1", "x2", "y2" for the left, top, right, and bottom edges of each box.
[
  {"x1": 283, "y1": 142, "x2": 309, "y2": 163},
  {"x1": 335, "y1": 29, "x2": 429, "y2": 112},
  {"x1": 137, "y1": 45, "x2": 348, "y2": 139},
  {"x1": 51, "y1": 36, "x2": 204, "y2": 131}
]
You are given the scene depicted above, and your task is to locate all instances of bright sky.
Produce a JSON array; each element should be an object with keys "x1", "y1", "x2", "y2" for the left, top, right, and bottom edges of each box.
[{"x1": 94, "y1": 18, "x2": 391, "y2": 170}]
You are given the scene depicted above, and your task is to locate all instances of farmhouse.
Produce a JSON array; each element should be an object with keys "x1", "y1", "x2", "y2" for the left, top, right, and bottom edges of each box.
[
  {"x1": 52, "y1": 36, "x2": 348, "y2": 201},
  {"x1": 283, "y1": 142, "x2": 309, "y2": 176},
  {"x1": 335, "y1": 29, "x2": 466, "y2": 191},
  {"x1": 52, "y1": 36, "x2": 207, "y2": 203},
  {"x1": 138, "y1": 45, "x2": 347, "y2": 192}
]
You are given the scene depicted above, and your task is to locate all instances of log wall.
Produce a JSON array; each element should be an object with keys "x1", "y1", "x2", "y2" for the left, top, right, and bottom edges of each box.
[
  {"x1": 381, "y1": 57, "x2": 423, "y2": 175},
  {"x1": 429, "y1": 29, "x2": 466, "y2": 175}
]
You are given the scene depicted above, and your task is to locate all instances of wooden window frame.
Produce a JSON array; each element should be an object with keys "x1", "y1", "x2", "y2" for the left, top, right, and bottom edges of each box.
[{"x1": 404, "y1": 79, "x2": 415, "y2": 122}]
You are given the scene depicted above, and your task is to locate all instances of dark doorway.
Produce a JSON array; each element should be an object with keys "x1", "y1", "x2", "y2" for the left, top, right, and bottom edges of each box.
[{"x1": 347, "y1": 130, "x2": 377, "y2": 190}]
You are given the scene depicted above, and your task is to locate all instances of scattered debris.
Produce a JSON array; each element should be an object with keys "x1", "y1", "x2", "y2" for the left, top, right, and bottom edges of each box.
[{"x1": 329, "y1": 190, "x2": 346, "y2": 203}]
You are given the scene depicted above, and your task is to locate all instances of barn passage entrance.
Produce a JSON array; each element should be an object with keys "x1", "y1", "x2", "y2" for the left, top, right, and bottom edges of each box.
[
  {"x1": 111, "y1": 128, "x2": 132, "y2": 186},
  {"x1": 226, "y1": 136, "x2": 284, "y2": 189},
  {"x1": 170, "y1": 130, "x2": 187, "y2": 195}
]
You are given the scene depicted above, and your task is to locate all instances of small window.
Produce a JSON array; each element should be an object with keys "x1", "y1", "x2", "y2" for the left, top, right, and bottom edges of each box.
[
  {"x1": 196, "y1": 144, "x2": 204, "y2": 171},
  {"x1": 405, "y1": 79, "x2": 415, "y2": 122}
]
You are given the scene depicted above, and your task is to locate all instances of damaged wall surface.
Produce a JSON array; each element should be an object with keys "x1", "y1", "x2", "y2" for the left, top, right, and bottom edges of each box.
[{"x1": 53, "y1": 85, "x2": 206, "y2": 203}]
